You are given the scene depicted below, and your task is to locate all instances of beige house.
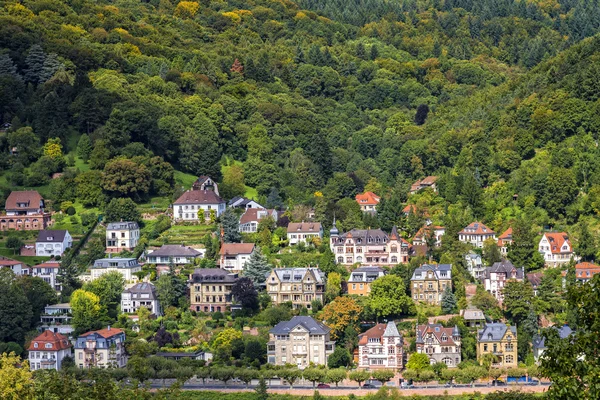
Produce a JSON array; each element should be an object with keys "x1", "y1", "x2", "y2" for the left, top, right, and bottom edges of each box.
[
  {"x1": 267, "y1": 316, "x2": 335, "y2": 369},
  {"x1": 265, "y1": 268, "x2": 325, "y2": 310},
  {"x1": 458, "y1": 222, "x2": 496, "y2": 248},
  {"x1": 74, "y1": 327, "x2": 127, "y2": 368},
  {"x1": 287, "y1": 222, "x2": 323, "y2": 245},
  {"x1": 477, "y1": 323, "x2": 518, "y2": 368},
  {"x1": 416, "y1": 324, "x2": 462, "y2": 367},
  {"x1": 330, "y1": 225, "x2": 409, "y2": 266},
  {"x1": 189, "y1": 268, "x2": 238, "y2": 313},
  {"x1": 410, "y1": 264, "x2": 452, "y2": 305},
  {"x1": 219, "y1": 243, "x2": 255, "y2": 274},
  {"x1": 106, "y1": 221, "x2": 140, "y2": 253}
]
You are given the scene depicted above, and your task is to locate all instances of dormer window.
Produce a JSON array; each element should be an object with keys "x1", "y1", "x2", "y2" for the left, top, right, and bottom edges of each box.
[
  {"x1": 34, "y1": 342, "x2": 38, "y2": 348},
  {"x1": 45, "y1": 343, "x2": 52, "y2": 349}
]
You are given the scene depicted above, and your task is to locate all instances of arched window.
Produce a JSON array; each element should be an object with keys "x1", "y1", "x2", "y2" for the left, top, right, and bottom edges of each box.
[
  {"x1": 391, "y1": 256, "x2": 398, "y2": 263},
  {"x1": 391, "y1": 245, "x2": 397, "y2": 253},
  {"x1": 337, "y1": 257, "x2": 344, "y2": 263}
]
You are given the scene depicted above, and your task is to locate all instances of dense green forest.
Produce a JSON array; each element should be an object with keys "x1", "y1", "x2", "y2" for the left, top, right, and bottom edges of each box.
[{"x1": 2, "y1": 0, "x2": 600, "y2": 245}]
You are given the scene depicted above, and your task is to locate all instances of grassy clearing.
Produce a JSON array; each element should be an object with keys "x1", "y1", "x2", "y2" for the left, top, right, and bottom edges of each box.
[
  {"x1": 221, "y1": 160, "x2": 258, "y2": 199},
  {"x1": 149, "y1": 224, "x2": 216, "y2": 246},
  {"x1": 0, "y1": 247, "x2": 51, "y2": 265}
]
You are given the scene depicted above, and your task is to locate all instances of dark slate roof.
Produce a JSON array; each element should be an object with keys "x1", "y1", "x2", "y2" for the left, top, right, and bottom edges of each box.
[
  {"x1": 149, "y1": 244, "x2": 201, "y2": 258},
  {"x1": 477, "y1": 323, "x2": 517, "y2": 342},
  {"x1": 483, "y1": 260, "x2": 524, "y2": 280},
  {"x1": 532, "y1": 325, "x2": 573, "y2": 349},
  {"x1": 124, "y1": 282, "x2": 157, "y2": 296},
  {"x1": 332, "y1": 228, "x2": 389, "y2": 245},
  {"x1": 107, "y1": 221, "x2": 139, "y2": 230},
  {"x1": 190, "y1": 268, "x2": 238, "y2": 283},
  {"x1": 270, "y1": 316, "x2": 330, "y2": 335},
  {"x1": 36, "y1": 230, "x2": 68, "y2": 243},
  {"x1": 271, "y1": 268, "x2": 324, "y2": 283},
  {"x1": 174, "y1": 190, "x2": 224, "y2": 205},
  {"x1": 411, "y1": 264, "x2": 452, "y2": 281}
]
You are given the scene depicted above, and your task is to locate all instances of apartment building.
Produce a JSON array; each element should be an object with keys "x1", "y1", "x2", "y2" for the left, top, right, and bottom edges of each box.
[
  {"x1": 347, "y1": 266, "x2": 386, "y2": 296},
  {"x1": 538, "y1": 232, "x2": 575, "y2": 267},
  {"x1": 30, "y1": 261, "x2": 61, "y2": 291},
  {"x1": 287, "y1": 222, "x2": 323, "y2": 246},
  {"x1": 90, "y1": 258, "x2": 141, "y2": 282},
  {"x1": 265, "y1": 267, "x2": 325, "y2": 309},
  {"x1": 458, "y1": 222, "x2": 496, "y2": 248},
  {"x1": 106, "y1": 221, "x2": 139, "y2": 253},
  {"x1": 416, "y1": 324, "x2": 462, "y2": 367},
  {"x1": 189, "y1": 268, "x2": 238, "y2": 313},
  {"x1": 410, "y1": 264, "x2": 452, "y2": 305},
  {"x1": 481, "y1": 260, "x2": 524, "y2": 303},
  {"x1": 476, "y1": 323, "x2": 518, "y2": 368},
  {"x1": 219, "y1": 243, "x2": 255, "y2": 274},
  {"x1": 357, "y1": 322, "x2": 403, "y2": 370},
  {"x1": 121, "y1": 282, "x2": 161, "y2": 316},
  {"x1": 28, "y1": 330, "x2": 72, "y2": 371},
  {"x1": 74, "y1": 327, "x2": 127, "y2": 368}
]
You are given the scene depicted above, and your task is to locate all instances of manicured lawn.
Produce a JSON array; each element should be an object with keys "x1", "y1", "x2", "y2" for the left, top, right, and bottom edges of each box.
[{"x1": 0, "y1": 247, "x2": 51, "y2": 265}]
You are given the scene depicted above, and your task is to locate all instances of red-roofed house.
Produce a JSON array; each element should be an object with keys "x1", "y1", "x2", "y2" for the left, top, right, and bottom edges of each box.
[
  {"x1": 74, "y1": 327, "x2": 127, "y2": 368},
  {"x1": 28, "y1": 330, "x2": 72, "y2": 371},
  {"x1": 172, "y1": 177, "x2": 226, "y2": 223},
  {"x1": 355, "y1": 192, "x2": 380, "y2": 214},
  {"x1": 572, "y1": 262, "x2": 600, "y2": 283},
  {"x1": 416, "y1": 324, "x2": 462, "y2": 367},
  {"x1": 497, "y1": 228, "x2": 513, "y2": 255},
  {"x1": 1, "y1": 190, "x2": 51, "y2": 231},
  {"x1": 219, "y1": 243, "x2": 255, "y2": 274},
  {"x1": 458, "y1": 222, "x2": 496, "y2": 248},
  {"x1": 239, "y1": 208, "x2": 278, "y2": 233},
  {"x1": 31, "y1": 261, "x2": 62, "y2": 291},
  {"x1": 410, "y1": 176, "x2": 438, "y2": 194},
  {"x1": 412, "y1": 225, "x2": 445, "y2": 247},
  {"x1": 356, "y1": 322, "x2": 403, "y2": 370},
  {"x1": 0, "y1": 257, "x2": 28, "y2": 275},
  {"x1": 538, "y1": 232, "x2": 575, "y2": 267}
]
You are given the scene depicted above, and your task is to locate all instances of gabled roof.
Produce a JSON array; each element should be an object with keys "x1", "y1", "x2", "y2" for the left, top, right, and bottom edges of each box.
[
  {"x1": 32, "y1": 261, "x2": 61, "y2": 269},
  {"x1": 220, "y1": 243, "x2": 255, "y2": 256},
  {"x1": 498, "y1": 228, "x2": 513, "y2": 241},
  {"x1": 107, "y1": 221, "x2": 139, "y2": 230},
  {"x1": 0, "y1": 257, "x2": 23, "y2": 267},
  {"x1": 271, "y1": 267, "x2": 324, "y2": 283},
  {"x1": 5, "y1": 190, "x2": 44, "y2": 210},
  {"x1": 417, "y1": 324, "x2": 459, "y2": 346},
  {"x1": 239, "y1": 208, "x2": 276, "y2": 225},
  {"x1": 410, "y1": 176, "x2": 438, "y2": 192},
  {"x1": 526, "y1": 272, "x2": 543, "y2": 287},
  {"x1": 28, "y1": 330, "x2": 71, "y2": 351},
  {"x1": 460, "y1": 306, "x2": 485, "y2": 321},
  {"x1": 413, "y1": 225, "x2": 445, "y2": 241},
  {"x1": 174, "y1": 190, "x2": 224, "y2": 205},
  {"x1": 574, "y1": 262, "x2": 600, "y2": 279},
  {"x1": 149, "y1": 244, "x2": 201, "y2": 258},
  {"x1": 459, "y1": 222, "x2": 495, "y2": 236},
  {"x1": 270, "y1": 316, "x2": 330, "y2": 335},
  {"x1": 477, "y1": 323, "x2": 516, "y2": 342},
  {"x1": 542, "y1": 232, "x2": 572, "y2": 254},
  {"x1": 80, "y1": 327, "x2": 124, "y2": 339},
  {"x1": 484, "y1": 260, "x2": 524, "y2": 280},
  {"x1": 287, "y1": 222, "x2": 322, "y2": 233},
  {"x1": 36, "y1": 230, "x2": 68, "y2": 243},
  {"x1": 355, "y1": 191, "x2": 381, "y2": 205}
]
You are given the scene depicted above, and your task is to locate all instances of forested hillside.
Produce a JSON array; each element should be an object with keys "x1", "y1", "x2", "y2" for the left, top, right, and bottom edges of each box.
[{"x1": 1, "y1": 0, "x2": 600, "y2": 245}]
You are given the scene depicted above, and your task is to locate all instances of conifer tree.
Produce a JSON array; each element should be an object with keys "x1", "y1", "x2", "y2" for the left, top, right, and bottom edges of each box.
[
  {"x1": 441, "y1": 286, "x2": 457, "y2": 314},
  {"x1": 0, "y1": 54, "x2": 18, "y2": 77},
  {"x1": 243, "y1": 246, "x2": 272, "y2": 286},
  {"x1": 39, "y1": 53, "x2": 63, "y2": 83},
  {"x1": 221, "y1": 208, "x2": 241, "y2": 243},
  {"x1": 24, "y1": 44, "x2": 46, "y2": 84},
  {"x1": 77, "y1": 134, "x2": 93, "y2": 162}
]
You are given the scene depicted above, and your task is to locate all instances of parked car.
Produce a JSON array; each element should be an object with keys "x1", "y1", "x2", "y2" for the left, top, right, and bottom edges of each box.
[
  {"x1": 362, "y1": 383, "x2": 377, "y2": 389},
  {"x1": 317, "y1": 384, "x2": 330, "y2": 389}
]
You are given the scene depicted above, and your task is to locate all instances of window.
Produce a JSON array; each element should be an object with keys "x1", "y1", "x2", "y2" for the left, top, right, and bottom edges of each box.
[
  {"x1": 505, "y1": 355, "x2": 514, "y2": 364},
  {"x1": 45, "y1": 343, "x2": 52, "y2": 349},
  {"x1": 79, "y1": 353, "x2": 83, "y2": 359},
  {"x1": 34, "y1": 343, "x2": 38, "y2": 348}
]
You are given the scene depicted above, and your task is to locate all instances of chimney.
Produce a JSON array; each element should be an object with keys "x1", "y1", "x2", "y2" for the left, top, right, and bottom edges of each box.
[{"x1": 107, "y1": 325, "x2": 111, "y2": 331}]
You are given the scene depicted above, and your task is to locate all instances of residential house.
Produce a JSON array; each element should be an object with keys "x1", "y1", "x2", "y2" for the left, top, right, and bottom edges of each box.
[
  {"x1": 0, "y1": 257, "x2": 28, "y2": 275},
  {"x1": 460, "y1": 306, "x2": 486, "y2": 329},
  {"x1": 35, "y1": 230, "x2": 72, "y2": 257},
  {"x1": 348, "y1": 266, "x2": 386, "y2": 296},
  {"x1": 155, "y1": 350, "x2": 213, "y2": 363},
  {"x1": 330, "y1": 224, "x2": 409, "y2": 266},
  {"x1": 172, "y1": 176, "x2": 226, "y2": 223},
  {"x1": 458, "y1": 222, "x2": 496, "y2": 248},
  {"x1": 497, "y1": 228, "x2": 513, "y2": 255},
  {"x1": 410, "y1": 264, "x2": 452, "y2": 305},
  {"x1": 287, "y1": 222, "x2": 323, "y2": 246},
  {"x1": 410, "y1": 176, "x2": 438, "y2": 194},
  {"x1": 74, "y1": 327, "x2": 127, "y2": 368},
  {"x1": 30, "y1": 261, "x2": 61, "y2": 291},
  {"x1": 402, "y1": 205, "x2": 432, "y2": 225},
  {"x1": 412, "y1": 225, "x2": 445, "y2": 247},
  {"x1": 573, "y1": 262, "x2": 600, "y2": 283},
  {"x1": 219, "y1": 243, "x2": 255, "y2": 274},
  {"x1": 355, "y1": 192, "x2": 380, "y2": 214},
  {"x1": 527, "y1": 272, "x2": 543, "y2": 296},
  {"x1": 267, "y1": 316, "x2": 335, "y2": 368},
  {"x1": 357, "y1": 322, "x2": 404, "y2": 370},
  {"x1": 189, "y1": 268, "x2": 238, "y2": 312},
  {"x1": 481, "y1": 260, "x2": 524, "y2": 303},
  {"x1": 28, "y1": 330, "x2": 72, "y2": 371},
  {"x1": 239, "y1": 208, "x2": 278, "y2": 233},
  {"x1": 39, "y1": 303, "x2": 73, "y2": 335},
  {"x1": 532, "y1": 325, "x2": 572, "y2": 363},
  {"x1": 0, "y1": 190, "x2": 51, "y2": 231},
  {"x1": 106, "y1": 221, "x2": 140, "y2": 253},
  {"x1": 228, "y1": 196, "x2": 264, "y2": 209},
  {"x1": 146, "y1": 244, "x2": 202, "y2": 266},
  {"x1": 121, "y1": 282, "x2": 161, "y2": 316},
  {"x1": 90, "y1": 258, "x2": 142, "y2": 282},
  {"x1": 416, "y1": 324, "x2": 462, "y2": 367},
  {"x1": 265, "y1": 268, "x2": 325, "y2": 309},
  {"x1": 465, "y1": 251, "x2": 485, "y2": 279},
  {"x1": 538, "y1": 232, "x2": 575, "y2": 267},
  {"x1": 477, "y1": 323, "x2": 518, "y2": 368}
]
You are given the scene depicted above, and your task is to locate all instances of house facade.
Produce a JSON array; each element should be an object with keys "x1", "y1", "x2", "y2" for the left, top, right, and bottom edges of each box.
[
  {"x1": 90, "y1": 258, "x2": 141, "y2": 282},
  {"x1": 410, "y1": 264, "x2": 452, "y2": 305},
  {"x1": 146, "y1": 244, "x2": 202, "y2": 266},
  {"x1": 39, "y1": 303, "x2": 73, "y2": 335},
  {"x1": 0, "y1": 257, "x2": 29, "y2": 275},
  {"x1": 532, "y1": 325, "x2": 572, "y2": 363},
  {"x1": 573, "y1": 262, "x2": 600, "y2": 283},
  {"x1": 121, "y1": 282, "x2": 161, "y2": 316},
  {"x1": 239, "y1": 208, "x2": 278, "y2": 233},
  {"x1": 458, "y1": 222, "x2": 496, "y2": 248},
  {"x1": 228, "y1": 196, "x2": 264, "y2": 209},
  {"x1": 219, "y1": 243, "x2": 255, "y2": 274},
  {"x1": 355, "y1": 191, "x2": 380, "y2": 214},
  {"x1": 481, "y1": 260, "x2": 524, "y2": 303},
  {"x1": 465, "y1": 251, "x2": 485, "y2": 279},
  {"x1": 106, "y1": 221, "x2": 140, "y2": 253},
  {"x1": 357, "y1": 322, "x2": 404, "y2": 370},
  {"x1": 189, "y1": 268, "x2": 238, "y2": 312},
  {"x1": 287, "y1": 222, "x2": 323, "y2": 246},
  {"x1": 1, "y1": 190, "x2": 51, "y2": 231},
  {"x1": 267, "y1": 316, "x2": 335, "y2": 368},
  {"x1": 172, "y1": 177, "x2": 226, "y2": 223},
  {"x1": 410, "y1": 176, "x2": 438, "y2": 194},
  {"x1": 330, "y1": 224, "x2": 409, "y2": 266},
  {"x1": 460, "y1": 306, "x2": 486, "y2": 329},
  {"x1": 538, "y1": 232, "x2": 575, "y2": 267},
  {"x1": 497, "y1": 228, "x2": 513, "y2": 255},
  {"x1": 30, "y1": 261, "x2": 61, "y2": 291},
  {"x1": 28, "y1": 330, "x2": 72, "y2": 371},
  {"x1": 265, "y1": 268, "x2": 325, "y2": 310},
  {"x1": 416, "y1": 324, "x2": 462, "y2": 367},
  {"x1": 35, "y1": 230, "x2": 73, "y2": 257},
  {"x1": 412, "y1": 225, "x2": 445, "y2": 247},
  {"x1": 348, "y1": 266, "x2": 386, "y2": 296},
  {"x1": 477, "y1": 323, "x2": 518, "y2": 368},
  {"x1": 74, "y1": 327, "x2": 127, "y2": 368}
]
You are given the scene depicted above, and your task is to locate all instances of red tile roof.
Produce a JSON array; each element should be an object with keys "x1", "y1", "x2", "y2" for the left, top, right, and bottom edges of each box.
[
  {"x1": 459, "y1": 222, "x2": 495, "y2": 235},
  {"x1": 287, "y1": 222, "x2": 322, "y2": 233},
  {"x1": 5, "y1": 190, "x2": 44, "y2": 211},
  {"x1": 173, "y1": 190, "x2": 223, "y2": 205},
  {"x1": 543, "y1": 232, "x2": 571, "y2": 254},
  {"x1": 28, "y1": 330, "x2": 71, "y2": 351},
  {"x1": 417, "y1": 324, "x2": 458, "y2": 346},
  {"x1": 498, "y1": 228, "x2": 512, "y2": 240},
  {"x1": 355, "y1": 192, "x2": 380, "y2": 205},
  {"x1": 0, "y1": 257, "x2": 23, "y2": 267},
  {"x1": 410, "y1": 176, "x2": 438, "y2": 192},
  {"x1": 413, "y1": 225, "x2": 444, "y2": 242},
  {"x1": 358, "y1": 323, "x2": 386, "y2": 345},
  {"x1": 239, "y1": 209, "x2": 276, "y2": 225},
  {"x1": 33, "y1": 261, "x2": 61, "y2": 269},
  {"x1": 220, "y1": 243, "x2": 255, "y2": 256},
  {"x1": 80, "y1": 327, "x2": 124, "y2": 339}
]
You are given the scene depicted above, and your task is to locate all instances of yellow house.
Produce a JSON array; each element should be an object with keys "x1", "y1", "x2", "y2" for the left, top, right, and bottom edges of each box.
[{"x1": 477, "y1": 323, "x2": 518, "y2": 368}]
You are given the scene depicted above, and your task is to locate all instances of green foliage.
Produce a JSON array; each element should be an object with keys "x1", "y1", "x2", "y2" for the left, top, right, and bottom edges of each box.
[
  {"x1": 327, "y1": 346, "x2": 351, "y2": 369},
  {"x1": 242, "y1": 246, "x2": 272, "y2": 286},
  {"x1": 369, "y1": 275, "x2": 414, "y2": 319},
  {"x1": 441, "y1": 286, "x2": 457, "y2": 315},
  {"x1": 221, "y1": 208, "x2": 241, "y2": 243},
  {"x1": 0, "y1": 269, "x2": 33, "y2": 345},
  {"x1": 104, "y1": 198, "x2": 141, "y2": 223}
]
